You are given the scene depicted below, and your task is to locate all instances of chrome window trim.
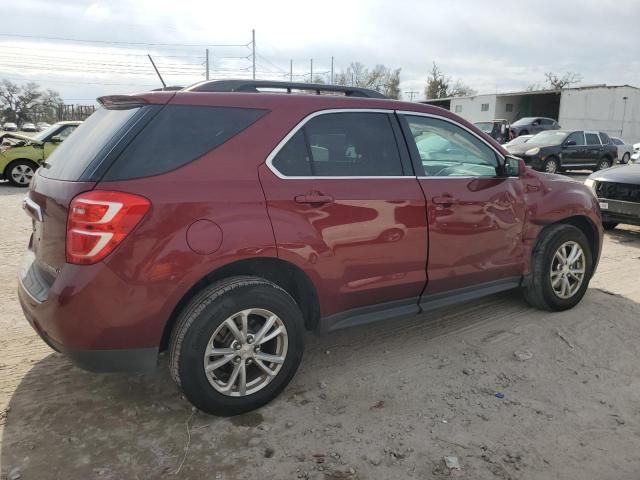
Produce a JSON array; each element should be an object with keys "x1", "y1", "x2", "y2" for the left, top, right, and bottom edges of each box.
[
  {"x1": 265, "y1": 108, "x2": 507, "y2": 180},
  {"x1": 265, "y1": 108, "x2": 411, "y2": 180}
]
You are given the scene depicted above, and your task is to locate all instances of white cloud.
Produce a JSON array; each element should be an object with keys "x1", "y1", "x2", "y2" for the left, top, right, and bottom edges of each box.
[{"x1": 0, "y1": 0, "x2": 638, "y2": 102}]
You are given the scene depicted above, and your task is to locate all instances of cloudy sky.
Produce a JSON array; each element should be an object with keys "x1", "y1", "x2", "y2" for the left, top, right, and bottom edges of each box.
[{"x1": 1, "y1": 0, "x2": 639, "y2": 103}]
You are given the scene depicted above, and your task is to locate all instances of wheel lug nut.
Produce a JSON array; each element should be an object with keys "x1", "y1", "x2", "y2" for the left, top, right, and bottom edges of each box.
[{"x1": 234, "y1": 356, "x2": 241, "y2": 363}]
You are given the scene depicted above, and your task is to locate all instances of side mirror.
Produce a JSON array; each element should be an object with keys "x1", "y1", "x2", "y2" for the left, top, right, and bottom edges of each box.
[
  {"x1": 503, "y1": 155, "x2": 525, "y2": 177},
  {"x1": 564, "y1": 140, "x2": 577, "y2": 147},
  {"x1": 50, "y1": 135, "x2": 62, "y2": 143}
]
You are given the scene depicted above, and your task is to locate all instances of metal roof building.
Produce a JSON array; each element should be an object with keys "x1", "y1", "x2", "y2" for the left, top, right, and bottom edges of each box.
[{"x1": 423, "y1": 85, "x2": 640, "y2": 144}]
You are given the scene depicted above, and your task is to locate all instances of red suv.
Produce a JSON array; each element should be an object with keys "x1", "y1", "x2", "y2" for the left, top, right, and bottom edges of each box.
[{"x1": 18, "y1": 80, "x2": 603, "y2": 415}]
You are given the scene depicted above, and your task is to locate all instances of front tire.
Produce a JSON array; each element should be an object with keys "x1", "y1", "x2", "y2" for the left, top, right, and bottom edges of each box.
[
  {"x1": 169, "y1": 276, "x2": 305, "y2": 416},
  {"x1": 6, "y1": 159, "x2": 38, "y2": 187},
  {"x1": 622, "y1": 153, "x2": 630, "y2": 164},
  {"x1": 543, "y1": 157, "x2": 559, "y2": 174},
  {"x1": 522, "y1": 224, "x2": 593, "y2": 311}
]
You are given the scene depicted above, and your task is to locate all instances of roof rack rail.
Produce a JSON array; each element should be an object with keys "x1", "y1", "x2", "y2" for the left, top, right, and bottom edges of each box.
[{"x1": 183, "y1": 79, "x2": 387, "y2": 99}]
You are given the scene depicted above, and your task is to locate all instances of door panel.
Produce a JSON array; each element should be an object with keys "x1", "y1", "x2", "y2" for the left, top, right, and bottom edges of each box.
[
  {"x1": 561, "y1": 131, "x2": 587, "y2": 166},
  {"x1": 419, "y1": 177, "x2": 526, "y2": 293},
  {"x1": 259, "y1": 171, "x2": 427, "y2": 317},
  {"x1": 585, "y1": 132, "x2": 604, "y2": 165},
  {"x1": 399, "y1": 113, "x2": 526, "y2": 296},
  {"x1": 259, "y1": 111, "x2": 428, "y2": 318}
]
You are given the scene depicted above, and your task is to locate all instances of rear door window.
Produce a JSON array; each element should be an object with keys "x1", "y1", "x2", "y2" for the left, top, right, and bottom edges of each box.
[
  {"x1": 585, "y1": 133, "x2": 601, "y2": 145},
  {"x1": 271, "y1": 112, "x2": 404, "y2": 177},
  {"x1": 598, "y1": 132, "x2": 611, "y2": 145},
  {"x1": 39, "y1": 106, "x2": 142, "y2": 181},
  {"x1": 103, "y1": 105, "x2": 266, "y2": 181}
]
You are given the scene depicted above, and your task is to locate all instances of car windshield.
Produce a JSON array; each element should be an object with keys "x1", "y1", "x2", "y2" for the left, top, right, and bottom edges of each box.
[
  {"x1": 474, "y1": 122, "x2": 493, "y2": 133},
  {"x1": 511, "y1": 117, "x2": 535, "y2": 127},
  {"x1": 33, "y1": 124, "x2": 60, "y2": 141},
  {"x1": 526, "y1": 131, "x2": 569, "y2": 146}
]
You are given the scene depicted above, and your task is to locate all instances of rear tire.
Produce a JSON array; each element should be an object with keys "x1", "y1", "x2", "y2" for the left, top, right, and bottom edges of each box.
[
  {"x1": 594, "y1": 157, "x2": 611, "y2": 171},
  {"x1": 6, "y1": 159, "x2": 38, "y2": 187},
  {"x1": 603, "y1": 222, "x2": 618, "y2": 231},
  {"x1": 522, "y1": 224, "x2": 593, "y2": 311},
  {"x1": 169, "y1": 276, "x2": 305, "y2": 416}
]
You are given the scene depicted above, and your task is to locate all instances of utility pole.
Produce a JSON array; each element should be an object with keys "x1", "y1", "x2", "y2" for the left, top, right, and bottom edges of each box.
[
  {"x1": 621, "y1": 96, "x2": 628, "y2": 136},
  {"x1": 205, "y1": 48, "x2": 210, "y2": 80},
  {"x1": 330, "y1": 56, "x2": 334, "y2": 84},
  {"x1": 290, "y1": 59, "x2": 293, "y2": 82},
  {"x1": 310, "y1": 59, "x2": 313, "y2": 82},
  {"x1": 351, "y1": 71, "x2": 354, "y2": 86},
  {"x1": 406, "y1": 90, "x2": 418, "y2": 102},
  {"x1": 252, "y1": 29, "x2": 256, "y2": 80}
]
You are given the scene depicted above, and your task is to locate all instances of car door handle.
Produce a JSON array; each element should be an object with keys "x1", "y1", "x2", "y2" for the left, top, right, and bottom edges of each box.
[
  {"x1": 433, "y1": 195, "x2": 459, "y2": 205},
  {"x1": 294, "y1": 192, "x2": 334, "y2": 205}
]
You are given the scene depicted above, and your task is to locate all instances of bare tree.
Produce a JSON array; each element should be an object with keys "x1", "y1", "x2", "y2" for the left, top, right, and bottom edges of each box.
[
  {"x1": 0, "y1": 80, "x2": 62, "y2": 124},
  {"x1": 334, "y1": 63, "x2": 402, "y2": 99},
  {"x1": 544, "y1": 72, "x2": 582, "y2": 90},
  {"x1": 449, "y1": 80, "x2": 476, "y2": 97}
]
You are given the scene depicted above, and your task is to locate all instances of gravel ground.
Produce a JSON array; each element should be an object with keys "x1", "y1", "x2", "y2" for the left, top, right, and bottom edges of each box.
[{"x1": 1, "y1": 178, "x2": 640, "y2": 480}]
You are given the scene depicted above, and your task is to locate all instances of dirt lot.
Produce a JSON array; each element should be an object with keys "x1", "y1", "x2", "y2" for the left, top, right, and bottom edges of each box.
[{"x1": 1, "y1": 179, "x2": 640, "y2": 480}]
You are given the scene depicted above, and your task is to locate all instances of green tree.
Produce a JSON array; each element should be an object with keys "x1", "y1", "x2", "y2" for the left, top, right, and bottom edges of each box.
[
  {"x1": 425, "y1": 62, "x2": 449, "y2": 99},
  {"x1": 424, "y1": 62, "x2": 476, "y2": 99}
]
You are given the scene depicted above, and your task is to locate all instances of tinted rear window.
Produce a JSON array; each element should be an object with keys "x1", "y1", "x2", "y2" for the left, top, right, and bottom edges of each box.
[
  {"x1": 103, "y1": 105, "x2": 266, "y2": 180},
  {"x1": 39, "y1": 106, "x2": 142, "y2": 181}
]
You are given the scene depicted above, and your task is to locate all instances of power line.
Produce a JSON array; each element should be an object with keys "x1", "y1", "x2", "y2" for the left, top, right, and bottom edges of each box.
[
  {"x1": 0, "y1": 44, "x2": 205, "y2": 59},
  {"x1": 0, "y1": 32, "x2": 250, "y2": 48}
]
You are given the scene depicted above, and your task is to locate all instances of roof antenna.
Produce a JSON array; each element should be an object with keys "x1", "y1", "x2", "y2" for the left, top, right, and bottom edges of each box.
[{"x1": 147, "y1": 54, "x2": 167, "y2": 89}]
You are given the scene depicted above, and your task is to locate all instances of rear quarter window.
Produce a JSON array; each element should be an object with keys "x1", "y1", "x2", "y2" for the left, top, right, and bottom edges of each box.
[
  {"x1": 39, "y1": 106, "x2": 142, "y2": 181},
  {"x1": 103, "y1": 105, "x2": 266, "y2": 181}
]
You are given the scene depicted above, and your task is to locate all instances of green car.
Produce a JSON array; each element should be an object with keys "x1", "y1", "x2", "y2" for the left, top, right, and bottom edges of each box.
[{"x1": 0, "y1": 121, "x2": 81, "y2": 186}]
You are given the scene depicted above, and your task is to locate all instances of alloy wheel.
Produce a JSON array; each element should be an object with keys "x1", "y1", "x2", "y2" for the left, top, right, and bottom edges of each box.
[
  {"x1": 550, "y1": 241, "x2": 586, "y2": 299},
  {"x1": 11, "y1": 164, "x2": 34, "y2": 185},
  {"x1": 203, "y1": 308, "x2": 288, "y2": 397},
  {"x1": 597, "y1": 159, "x2": 610, "y2": 170},
  {"x1": 545, "y1": 159, "x2": 557, "y2": 173}
]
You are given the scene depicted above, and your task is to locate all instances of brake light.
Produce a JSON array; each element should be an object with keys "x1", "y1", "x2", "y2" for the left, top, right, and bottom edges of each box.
[{"x1": 66, "y1": 191, "x2": 150, "y2": 265}]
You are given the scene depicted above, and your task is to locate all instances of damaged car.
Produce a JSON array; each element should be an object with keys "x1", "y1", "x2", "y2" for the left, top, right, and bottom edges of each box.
[{"x1": 1, "y1": 121, "x2": 81, "y2": 186}]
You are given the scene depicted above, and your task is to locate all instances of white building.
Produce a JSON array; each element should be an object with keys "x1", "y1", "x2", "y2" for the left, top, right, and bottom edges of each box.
[{"x1": 424, "y1": 85, "x2": 640, "y2": 144}]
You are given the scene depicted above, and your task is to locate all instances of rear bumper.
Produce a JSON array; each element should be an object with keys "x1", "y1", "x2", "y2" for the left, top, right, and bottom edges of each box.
[{"x1": 17, "y1": 250, "x2": 162, "y2": 372}]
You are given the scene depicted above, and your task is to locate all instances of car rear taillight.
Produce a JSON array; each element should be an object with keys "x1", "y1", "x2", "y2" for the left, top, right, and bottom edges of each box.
[{"x1": 66, "y1": 190, "x2": 150, "y2": 265}]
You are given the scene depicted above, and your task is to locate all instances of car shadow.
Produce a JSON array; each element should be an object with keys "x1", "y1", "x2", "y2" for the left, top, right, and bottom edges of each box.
[
  {"x1": 0, "y1": 181, "x2": 26, "y2": 196},
  {"x1": 604, "y1": 224, "x2": 640, "y2": 245},
  {"x1": 3, "y1": 289, "x2": 640, "y2": 479}
]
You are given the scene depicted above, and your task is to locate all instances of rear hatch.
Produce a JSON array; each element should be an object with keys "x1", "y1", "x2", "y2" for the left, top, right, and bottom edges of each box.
[{"x1": 22, "y1": 93, "x2": 172, "y2": 292}]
